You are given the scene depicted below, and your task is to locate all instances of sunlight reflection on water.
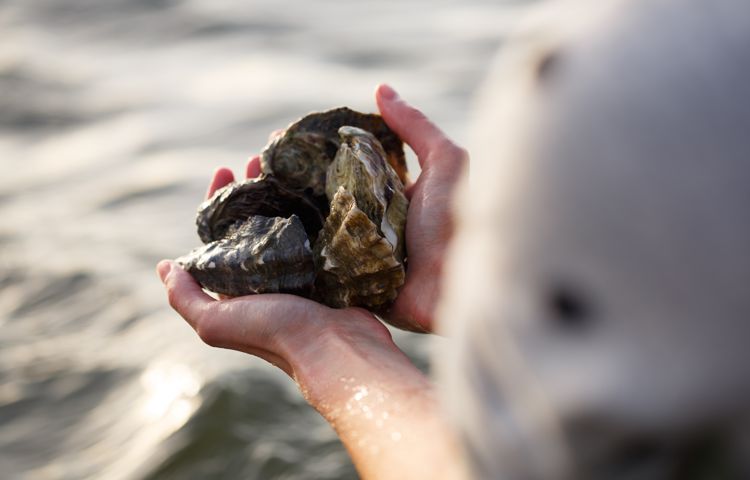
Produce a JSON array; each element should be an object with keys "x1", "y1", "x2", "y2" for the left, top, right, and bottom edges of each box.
[{"x1": 140, "y1": 362, "x2": 203, "y2": 431}]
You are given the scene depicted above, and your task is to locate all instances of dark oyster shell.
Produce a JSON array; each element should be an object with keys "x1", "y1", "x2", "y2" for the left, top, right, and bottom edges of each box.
[
  {"x1": 177, "y1": 215, "x2": 315, "y2": 297},
  {"x1": 260, "y1": 107, "x2": 408, "y2": 198},
  {"x1": 196, "y1": 174, "x2": 325, "y2": 244},
  {"x1": 178, "y1": 108, "x2": 409, "y2": 310}
]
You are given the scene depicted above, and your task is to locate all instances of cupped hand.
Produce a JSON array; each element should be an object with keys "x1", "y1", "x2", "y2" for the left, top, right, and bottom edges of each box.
[
  {"x1": 161, "y1": 83, "x2": 469, "y2": 372},
  {"x1": 158, "y1": 152, "x2": 414, "y2": 402},
  {"x1": 375, "y1": 84, "x2": 468, "y2": 333},
  {"x1": 196, "y1": 87, "x2": 467, "y2": 334},
  {"x1": 158, "y1": 256, "x2": 397, "y2": 379}
]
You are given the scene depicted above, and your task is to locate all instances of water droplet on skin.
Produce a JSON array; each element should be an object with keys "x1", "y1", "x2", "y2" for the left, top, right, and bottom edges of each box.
[{"x1": 353, "y1": 385, "x2": 369, "y2": 401}]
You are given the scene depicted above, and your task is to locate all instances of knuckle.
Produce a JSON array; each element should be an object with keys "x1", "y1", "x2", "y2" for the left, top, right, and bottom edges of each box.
[
  {"x1": 406, "y1": 105, "x2": 428, "y2": 123},
  {"x1": 436, "y1": 137, "x2": 455, "y2": 152},
  {"x1": 196, "y1": 314, "x2": 222, "y2": 347},
  {"x1": 454, "y1": 145, "x2": 470, "y2": 164},
  {"x1": 166, "y1": 286, "x2": 181, "y2": 311},
  {"x1": 428, "y1": 137, "x2": 454, "y2": 156},
  {"x1": 430, "y1": 140, "x2": 469, "y2": 166}
]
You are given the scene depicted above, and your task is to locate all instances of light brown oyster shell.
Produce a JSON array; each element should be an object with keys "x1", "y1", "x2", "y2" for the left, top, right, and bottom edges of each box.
[
  {"x1": 325, "y1": 126, "x2": 408, "y2": 260},
  {"x1": 177, "y1": 215, "x2": 315, "y2": 297},
  {"x1": 313, "y1": 126, "x2": 408, "y2": 309},
  {"x1": 313, "y1": 188, "x2": 405, "y2": 309}
]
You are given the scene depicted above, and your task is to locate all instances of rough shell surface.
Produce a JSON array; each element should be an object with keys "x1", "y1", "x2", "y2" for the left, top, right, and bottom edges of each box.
[
  {"x1": 177, "y1": 215, "x2": 315, "y2": 297},
  {"x1": 326, "y1": 126, "x2": 408, "y2": 260},
  {"x1": 196, "y1": 174, "x2": 325, "y2": 244},
  {"x1": 313, "y1": 127, "x2": 408, "y2": 309},
  {"x1": 260, "y1": 107, "x2": 408, "y2": 198},
  {"x1": 314, "y1": 187, "x2": 405, "y2": 309}
]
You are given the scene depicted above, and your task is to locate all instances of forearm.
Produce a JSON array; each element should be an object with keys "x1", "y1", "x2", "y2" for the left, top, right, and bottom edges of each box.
[{"x1": 287, "y1": 324, "x2": 467, "y2": 480}]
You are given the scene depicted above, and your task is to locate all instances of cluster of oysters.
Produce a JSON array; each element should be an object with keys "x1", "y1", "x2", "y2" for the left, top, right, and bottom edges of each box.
[{"x1": 177, "y1": 108, "x2": 409, "y2": 310}]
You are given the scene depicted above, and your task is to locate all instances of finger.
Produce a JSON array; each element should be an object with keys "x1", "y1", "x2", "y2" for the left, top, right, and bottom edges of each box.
[
  {"x1": 157, "y1": 260, "x2": 216, "y2": 330},
  {"x1": 206, "y1": 167, "x2": 234, "y2": 200},
  {"x1": 245, "y1": 155, "x2": 261, "y2": 179},
  {"x1": 375, "y1": 84, "x2": 452, "y2": 167},
  {"x1": 158, "y1": 260, "x2": 301, "y2": 376},
  {"x1": 404, "y1": 182, "x2": 416, "y2": 201}
]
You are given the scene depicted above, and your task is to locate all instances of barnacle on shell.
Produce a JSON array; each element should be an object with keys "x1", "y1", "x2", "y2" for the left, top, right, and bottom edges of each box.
[{"x1": 178, "y1": 108, "x2": 409, "y2": 310}]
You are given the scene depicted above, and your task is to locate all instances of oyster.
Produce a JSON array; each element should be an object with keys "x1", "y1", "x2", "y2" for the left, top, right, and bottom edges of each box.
[
  {"x1": 177, "y1": 215, "x2": 315, "y2": 297},
  {"x1": 196, "y1": 174, "x2": 325, "y2": 244},
  {"x1": 178, "y1": 108, "x2": 409, "y2": 310},
  {"x1": 261, "y1": 107, "x2": 408, "y2": 198},
  {"x1": 314, "y1": 188, "x2": 406, "y2": 309},
  {"x1": 325, "y1": 126, "x2": 408, "y2": 260},
  {"x1": 313, "y1": 127, "x2": 408, "y2": 309}
]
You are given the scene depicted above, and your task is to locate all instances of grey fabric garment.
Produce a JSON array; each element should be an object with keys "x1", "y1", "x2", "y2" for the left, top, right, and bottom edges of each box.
[{"x1": 436, "y1": 0, "x2": 750, "y2": 478}]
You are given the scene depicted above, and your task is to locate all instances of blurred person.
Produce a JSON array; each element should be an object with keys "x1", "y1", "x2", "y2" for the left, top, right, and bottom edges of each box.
[{"x1": 158, "y1": 0, "x2": 750, "y2": 478}]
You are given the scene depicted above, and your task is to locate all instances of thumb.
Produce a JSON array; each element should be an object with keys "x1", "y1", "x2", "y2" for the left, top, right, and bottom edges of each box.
[
  {"x1": 375, "y1": 84, "x2": 454, "y2": 167},
  {"x1": 158, "y1": 260, "x2": 216, "y2": 333},
  {"x1": 157, "y1": 261, "x2": 296, "y2": 373}
]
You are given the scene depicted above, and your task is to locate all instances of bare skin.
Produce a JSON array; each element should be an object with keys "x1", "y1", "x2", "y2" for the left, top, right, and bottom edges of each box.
[{"x1": 157, "y1": 84, "x2": 468, "y2": 479}]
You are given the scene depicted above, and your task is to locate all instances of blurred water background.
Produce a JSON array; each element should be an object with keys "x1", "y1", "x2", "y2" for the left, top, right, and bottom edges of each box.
[{"x1": 0, "y1": 1, "x2": 530, "y2": 478}]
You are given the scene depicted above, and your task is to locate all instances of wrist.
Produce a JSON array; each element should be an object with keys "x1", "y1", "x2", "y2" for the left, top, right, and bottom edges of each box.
[
  {"x1": 288, "y1": 320, "x2": 465, "y2": 480},
  {"x1": 281, "y1": 311, "x2": 430, "y2": 415}
]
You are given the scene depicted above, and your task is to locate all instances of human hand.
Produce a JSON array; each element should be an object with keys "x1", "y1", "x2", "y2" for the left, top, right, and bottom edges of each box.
[
  {"x1": 202, "y1": 88, "x2": 468, "y2": 334},
  {"x1": 159, "y1": 160, "x2": 415, "y2": 393},
  {"x1": 375, "y1": 84, "x2": 468, "y2": 333},
  {"x1": 161, "y1": 155, "x2": 399, "y2": 389},
  {"x1": 165, "y1": 84, "x2": 468, "y2": 393},
  {"x1": 157, "y1": 254, "x2": 400, "y2": 387}
]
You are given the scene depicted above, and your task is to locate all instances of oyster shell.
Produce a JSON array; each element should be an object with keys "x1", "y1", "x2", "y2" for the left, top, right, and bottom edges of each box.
[
  {"x1": 260, "y1": 107, "x2": 408, "y2": 198},
  {"x1": 177, "y1": 215, "x2": 315, "y2": 297},
  {"x1": 325, "y1": 126, "x2": 408, "y2": 260},
  {"x1": 178, "y1": 108, "x2": 409, "y2": 310},
  {"x1": 313, "y1": 126, "x2": 408, "y2": 309},
  {"x1": 314, "y1": 188, "x2": 405, "y2": 309},
  {"x1": 196, "y1": 174, "x2": 325, "y2": 244}
]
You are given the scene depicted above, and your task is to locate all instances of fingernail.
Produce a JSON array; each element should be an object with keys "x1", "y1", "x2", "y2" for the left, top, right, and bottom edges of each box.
[
  {"x1": 379, "y1": 84, "x2": 398, "y2": 100},
  {"x1": 157, "y1": 260, "x2": 172, "y2": 283}
]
